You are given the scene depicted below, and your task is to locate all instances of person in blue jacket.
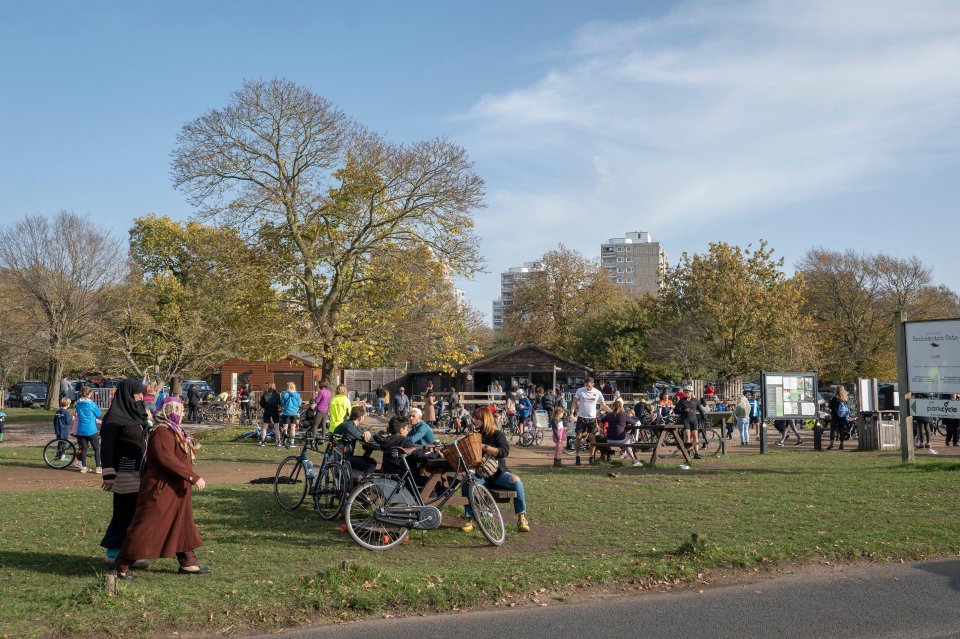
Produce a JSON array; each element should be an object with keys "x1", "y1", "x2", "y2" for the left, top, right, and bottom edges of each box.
[
  {"x1": 280, "y1": 382, "x2": 302, "y2": 449},
  {"x1": 53, "y1": 397, "x2": 73, "y2": 460},
  {"x1": 516, "y1": 391, "x2": 533, "y2": 432},
  {"x1": 75, "y1": 386, "x2": 103, "y2": 472}
]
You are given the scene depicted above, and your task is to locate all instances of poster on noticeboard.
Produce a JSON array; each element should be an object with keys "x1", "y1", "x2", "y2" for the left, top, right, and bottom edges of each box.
[{"x1": 761, "y1": 371, "x2": 818, "y2": 420}]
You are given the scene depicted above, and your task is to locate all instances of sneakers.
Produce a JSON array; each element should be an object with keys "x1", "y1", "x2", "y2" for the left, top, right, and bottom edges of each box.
[
  {"x1": 58, "y1": 455, "x2": 68, "y2": 461},
  {"x1": 929, "y1": 448, "x2": 940, "y2": 455},
  {"x1": 80, "y1": 466, "x2": 89, "y2": 473},
  {"x1": 794, "y1": 441, "x2": 803, "y2": 446},
  {"x1": 259, "y1": 441, "x2": 265, "y2": 447},
  {"x1": 461, "y1": 522, "x2": 474, "y2": 533},
  {"x1": 95, "y1": 467, "x2": 102, "y2": 474},
  {"x1": 288, "y1": 443, "x2": 296, "y2": 449},
  {"x1": 277, "y1": 442, "x2": 284, "y2": 448},
  {"x1": 73, "y1": 461, "x2": 83, "y2": 470},
  {"x1": 632, "y1": 460, "x2": 644, "y2": 467},
  {"x1": 693, "y1": 453, "x2": 703, "y2": 460},
  {"x1": 517, "y1": 513, "x2": 530, "y2": 533},
  {"x1": 776, "y1": 441, "x2": 784, "y2": 446}
]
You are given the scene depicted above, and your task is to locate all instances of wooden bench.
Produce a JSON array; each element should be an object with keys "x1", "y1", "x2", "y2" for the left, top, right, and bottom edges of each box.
[{"x1": 591, "y1": 442, "x2": 655, "y2": 462}]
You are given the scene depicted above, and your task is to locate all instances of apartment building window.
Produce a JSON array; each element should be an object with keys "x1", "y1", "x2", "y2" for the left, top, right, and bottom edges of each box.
[
  {"x1": 626, "y1": 256, "x2": 633, "y2": 262},
  {"x1": 617, "y1": 257, "x2": 624, "y2": 263},
  {"x1": 626, "y1": 267, "x2": 634, "y2": 273},
  {"x1": 616, "y1": 277, "x2": 624, "y2": 283},
  {"x1": 626, "y1": 277, "x2": 634, "y2": 283}
]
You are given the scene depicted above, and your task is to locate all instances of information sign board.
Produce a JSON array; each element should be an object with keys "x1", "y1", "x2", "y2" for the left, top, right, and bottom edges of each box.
[
  {"x1": 905, "y1": 319, "x2": 960, "y2": 395},
  {"x1": 761, "y1": 371, "x2": 819, "y2": 420},
  {"x1": 909, "y1": 398, "x2": 960, "y2": 418}
]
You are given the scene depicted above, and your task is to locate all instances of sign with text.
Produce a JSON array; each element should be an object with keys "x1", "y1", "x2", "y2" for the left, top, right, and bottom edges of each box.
[
  {"x1": 761, "y1": 371, "x2": 819, "y2": 419},
  {"x1": 910, "y1": 398, "x2": 960, "y2": 418},
  {"x1": 905, "y1": 319, "x2": 960, "y2": 395}
]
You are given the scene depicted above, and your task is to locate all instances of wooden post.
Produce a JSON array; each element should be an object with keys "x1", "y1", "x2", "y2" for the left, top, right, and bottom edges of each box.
[{"x1": 894, "y1": 311, "x2": 914, "y2": 463}]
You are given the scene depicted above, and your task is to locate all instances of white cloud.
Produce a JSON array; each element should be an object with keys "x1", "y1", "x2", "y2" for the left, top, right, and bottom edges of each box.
[{"x1": 454, "y1": 0, "x2": 960, "y2": 320}]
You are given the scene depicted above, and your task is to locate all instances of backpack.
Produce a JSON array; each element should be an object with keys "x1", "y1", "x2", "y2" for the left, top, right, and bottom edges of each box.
[
  {"x1": 837, "y1": 401, "x2": 851, "y2": 419},
  {"x1": 734, "y1": 400, "x2": 748, "y2": 419}
]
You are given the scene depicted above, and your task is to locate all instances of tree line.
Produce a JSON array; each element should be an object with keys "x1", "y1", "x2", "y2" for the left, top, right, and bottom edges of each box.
[
  {"x1": 501, "y1": 242, "x2": 960, "y2": 385},
  {"x1": 0, "y1": 79, "x2": 488, "y2": 408}
]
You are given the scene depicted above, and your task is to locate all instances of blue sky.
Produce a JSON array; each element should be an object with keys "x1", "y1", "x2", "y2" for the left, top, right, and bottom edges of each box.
[{"x1": 2, "y1": 0, "x2": 959, "y2": 323}]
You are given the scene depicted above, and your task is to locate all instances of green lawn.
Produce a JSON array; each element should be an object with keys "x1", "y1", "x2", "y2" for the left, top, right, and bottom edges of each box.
[
  {"x1": 1, "y1": 432, "x2": 958, "y2": 638},
  {"x1": 0, "y1": 407, "x2": 57, "y2": 424}
]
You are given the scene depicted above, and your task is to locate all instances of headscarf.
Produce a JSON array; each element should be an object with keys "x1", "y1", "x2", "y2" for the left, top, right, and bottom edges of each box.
[
  {"x1": 101, "y1": 378, "x2": 148, "y2": 429},
  {"x1": 156, "y1": 396, "x2": 197, "y2": 460}
]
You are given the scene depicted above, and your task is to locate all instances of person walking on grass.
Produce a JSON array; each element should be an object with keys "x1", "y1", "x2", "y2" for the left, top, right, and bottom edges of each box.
[
  {"x1": 113, "y1": 397, "x2": 208, "y2": 579},
  {"x1": 99, "y1": 379, "x2": 150, "y2": 567},
  {"x1": 74, "y1": 386, "x2": 103, "y2": 473},
  {"x1": 776, "y1": 419, "x2": 804, "y2": 446},
  {"x1": 312, "y1": 382, "x2": 331, "y2": 438},
  {"x1": 676, "y1": 385, "x2": 705, "y2": 460}
]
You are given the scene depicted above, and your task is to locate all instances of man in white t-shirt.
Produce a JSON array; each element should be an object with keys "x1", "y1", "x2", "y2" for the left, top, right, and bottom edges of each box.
[{"x1": 570, "y1": 377, "x2": 609, "y2": 465}]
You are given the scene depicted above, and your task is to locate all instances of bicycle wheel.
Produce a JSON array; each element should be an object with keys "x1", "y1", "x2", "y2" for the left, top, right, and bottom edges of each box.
[
  {"x1": 274, "y1": 456, "x2": 307, "y2": 510},
  {"x1": 43, "y1": 439, "x2": 76, "y2": 469},
  {"x1": 344, "y1": 482, "x2": 409, "y2": 550},
  {"x1": 314, "y1": 461, "x2": 348, "y2": 520},
  {"x1": 468, "y1": 483, "x2": 505, "y2": 546},
  {"x1": 699, "y1": 428, "x2": 721, "y2": 455},
  {"x1": 517, "y1": 429, "x2": 534, "y2": 447}
]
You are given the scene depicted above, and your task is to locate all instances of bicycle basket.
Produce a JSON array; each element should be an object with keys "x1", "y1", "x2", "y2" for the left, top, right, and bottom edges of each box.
[{"x1": 440, "y1": 432, "x2": 483, "y2": 470}]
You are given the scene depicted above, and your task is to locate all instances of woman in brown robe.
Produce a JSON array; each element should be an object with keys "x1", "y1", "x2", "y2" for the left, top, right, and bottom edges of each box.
[{"x1": 115, "y1": 396, "x2": 208, "y2": 578}]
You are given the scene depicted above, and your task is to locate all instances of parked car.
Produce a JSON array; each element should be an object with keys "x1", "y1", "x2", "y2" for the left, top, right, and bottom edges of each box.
[
  {"x1": 180, "y1": 380, "x2": 215, "y2": 401},
  {"x1": 8, "y1": 380, "x2": 49, "y2": 408}
]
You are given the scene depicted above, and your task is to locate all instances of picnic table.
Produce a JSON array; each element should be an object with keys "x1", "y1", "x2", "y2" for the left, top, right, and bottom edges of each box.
[
  {"x1": 599, "y1": 423, "x2": 694, "y2": 466},
  {"x1": 417, "y1": 456, "x2": 517, "y2": 509}
]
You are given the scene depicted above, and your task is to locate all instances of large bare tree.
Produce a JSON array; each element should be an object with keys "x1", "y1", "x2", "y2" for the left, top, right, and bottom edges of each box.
[
  {"x1": 0, "y1": 212, "x2": 124, "y2": 408},
  {"x1": 172, "y1": 78, "x2": 485, "y2": 380},
  {"x1": 798, "y1": 249, "x2": 960, "y2": 381}
]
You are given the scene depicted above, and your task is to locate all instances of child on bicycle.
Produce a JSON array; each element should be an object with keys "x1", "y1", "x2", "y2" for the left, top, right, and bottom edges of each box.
[
  {"x1": 53, "y1": 397, "x2": 73, "y2": 460},
  {"x1": 550, "y1": 406, "x2": 566, "y2": 467}
]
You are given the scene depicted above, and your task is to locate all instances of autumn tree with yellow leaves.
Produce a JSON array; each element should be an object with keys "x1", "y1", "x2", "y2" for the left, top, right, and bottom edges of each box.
[
  {"x1": 653, "y1": 241, "x2": 812, "y2": 381},
  {"x1": 171, "y1": 79, "x2": 486, "y2": 380}
]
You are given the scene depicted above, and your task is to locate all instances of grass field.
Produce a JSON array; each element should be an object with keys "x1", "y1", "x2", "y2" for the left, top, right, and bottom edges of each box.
[
  {"x1": 1, "y1": 431, "x2": 958, "y2": 638},
  {"x1": 0, "y1": 407, "x2": 57, "y2": 424}
]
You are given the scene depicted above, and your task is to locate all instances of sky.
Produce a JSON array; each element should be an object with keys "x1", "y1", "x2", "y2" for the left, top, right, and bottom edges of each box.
[{"x1": 2, "y1": 0, "x2": 959, "y2": 323}]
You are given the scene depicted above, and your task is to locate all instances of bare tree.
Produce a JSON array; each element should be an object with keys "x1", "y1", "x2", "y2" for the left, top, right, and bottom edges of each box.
[
  {"x1": 0, "y1": 212, "x2": 124, "y2": 408},
  {"x1": 172, "y1": 78, "x2": 485, "y2": 380}
]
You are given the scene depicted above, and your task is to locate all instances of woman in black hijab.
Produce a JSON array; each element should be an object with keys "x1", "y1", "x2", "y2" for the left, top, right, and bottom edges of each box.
[{"x1": 99, "y1": 378, "x2": 150, "y2": 564}]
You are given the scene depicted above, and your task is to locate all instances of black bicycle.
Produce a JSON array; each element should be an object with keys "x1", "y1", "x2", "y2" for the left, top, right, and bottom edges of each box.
[
  {"x1": 343, "y1": 435, "x2": 505, "y2": 550},
  {"x1": 42, "y1": 437, "x2": 77, "y2": 469},
  {"x1": 274, "y1": 433, "x2": 354, "y2": 519}
]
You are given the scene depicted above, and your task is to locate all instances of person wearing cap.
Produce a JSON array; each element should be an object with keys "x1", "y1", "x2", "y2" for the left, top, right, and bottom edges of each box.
[
  {"x1": 392, "y1": 386, "x2": 411, "y2": 418},
  {"x1": 675, "y1": 385, "x2": 706, "y2": 459}
]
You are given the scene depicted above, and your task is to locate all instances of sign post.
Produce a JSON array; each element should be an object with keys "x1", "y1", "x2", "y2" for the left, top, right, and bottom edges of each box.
[
  {"x1": 895, "y1": 311, "x2": 914, "y2": 462},
  {"x1": 760, "y1": 370, "x2": 819, "y2": 454}
]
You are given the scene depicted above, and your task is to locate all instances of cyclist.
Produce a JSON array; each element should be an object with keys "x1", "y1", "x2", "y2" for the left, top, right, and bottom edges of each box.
[
  {"x1": 571, "y1": 377, "x2": 609, "y2": 466},
  {"x1": 676, "y1": 385, "x2": 705, "y2": 459},
  {"x1": 258, "y1": 383, "x2": 281, "y2": 447},
  {"x1": 657, "y1": 390, "x2": 674, "y2": 421},
  {"x1": 515, "y1": 390, "x2": 533, "y2": 434}
]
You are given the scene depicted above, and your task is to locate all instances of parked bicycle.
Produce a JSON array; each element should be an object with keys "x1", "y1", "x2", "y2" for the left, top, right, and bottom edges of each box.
[
  {"x1": 343, "y1": 432, "x2": 505, "y2": 550},
  {"x1": 273, "y1": 433, "x2": 356, "y2": 519}
]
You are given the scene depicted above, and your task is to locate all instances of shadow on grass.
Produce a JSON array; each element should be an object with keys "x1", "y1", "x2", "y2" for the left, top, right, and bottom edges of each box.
[{"x1": 0, "y1": 550, "x2": 106, "y2": 577}]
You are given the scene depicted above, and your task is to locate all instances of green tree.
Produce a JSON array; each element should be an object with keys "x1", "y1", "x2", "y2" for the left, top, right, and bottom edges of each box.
[
  {"x1": 654, "y1": 241, "x2": 804, "y2": 381},
  {"x1": 171, "y1": 79, "x2": 485, "y2": 381},
  {"x1": 107, "y1": 214, "x2": 287, "y2": 393},
  {"x1": 572, "y1": 296, "x2": 675, "y2": 383},
  {"x1": 504, "y1": 244, "x2": 618, "y2": 357}
]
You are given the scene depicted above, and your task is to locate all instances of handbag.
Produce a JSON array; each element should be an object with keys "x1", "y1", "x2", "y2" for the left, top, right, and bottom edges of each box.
[
  {"x1": 70, "y1": 413, "x2": 79, "y2": 437},
  {"x1": 477, "y1": 455, "x2": 499, "y2": 479}
]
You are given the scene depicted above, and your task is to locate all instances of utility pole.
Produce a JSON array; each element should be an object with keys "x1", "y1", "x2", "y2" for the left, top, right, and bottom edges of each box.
[{"x1": 894, "y1": 311, "x2": 914, "y2": 463}]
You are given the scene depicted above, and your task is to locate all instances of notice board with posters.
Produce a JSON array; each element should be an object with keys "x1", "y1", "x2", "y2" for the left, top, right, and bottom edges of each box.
[
  {"x1": 760, "y1": 371, "x2": 819, "y2": 420},
  {"x1": 905, "y1": 319, "x2": 960, "y2": 395}
]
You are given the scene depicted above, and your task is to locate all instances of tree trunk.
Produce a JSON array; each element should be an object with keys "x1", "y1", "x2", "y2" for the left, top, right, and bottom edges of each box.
[
  {"x1": 45, "y1": 358, "x2": 64, "y2": 410},
  {"x1": 321, "y1": 357, "x2": 338, "y2": 387},
  {"x1": 169, "y1": 375, "x2": 184, "y2": 397}
]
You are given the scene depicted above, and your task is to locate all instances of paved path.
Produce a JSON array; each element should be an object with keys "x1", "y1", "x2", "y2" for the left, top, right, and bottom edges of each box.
[{"x1": 250, "y1": 559, "x2": 960, "y2": 639}]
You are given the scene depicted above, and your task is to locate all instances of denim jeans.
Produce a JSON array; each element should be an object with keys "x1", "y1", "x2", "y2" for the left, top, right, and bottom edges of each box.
[
  {"x1": 376, "y1": 398, "x2": 385, "y2": 415},
  {"x1": 737, "y1": 417, "x2": 750, "y2": 443},
  {"x1": 464, "y1": 471, "x2": 526, "y2": 515}
]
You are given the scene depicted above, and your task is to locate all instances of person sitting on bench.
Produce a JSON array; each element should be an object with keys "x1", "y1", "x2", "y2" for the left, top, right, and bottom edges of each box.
[
  {"x1": 600, "y1": 398, "x2": 642, "y2": 467},
  {"x1": 332, "y1": 406, "x2": 376, "y2": 474},
  {"x1": 379, "y1": 416, "x2": 431, "y2": 482}
]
